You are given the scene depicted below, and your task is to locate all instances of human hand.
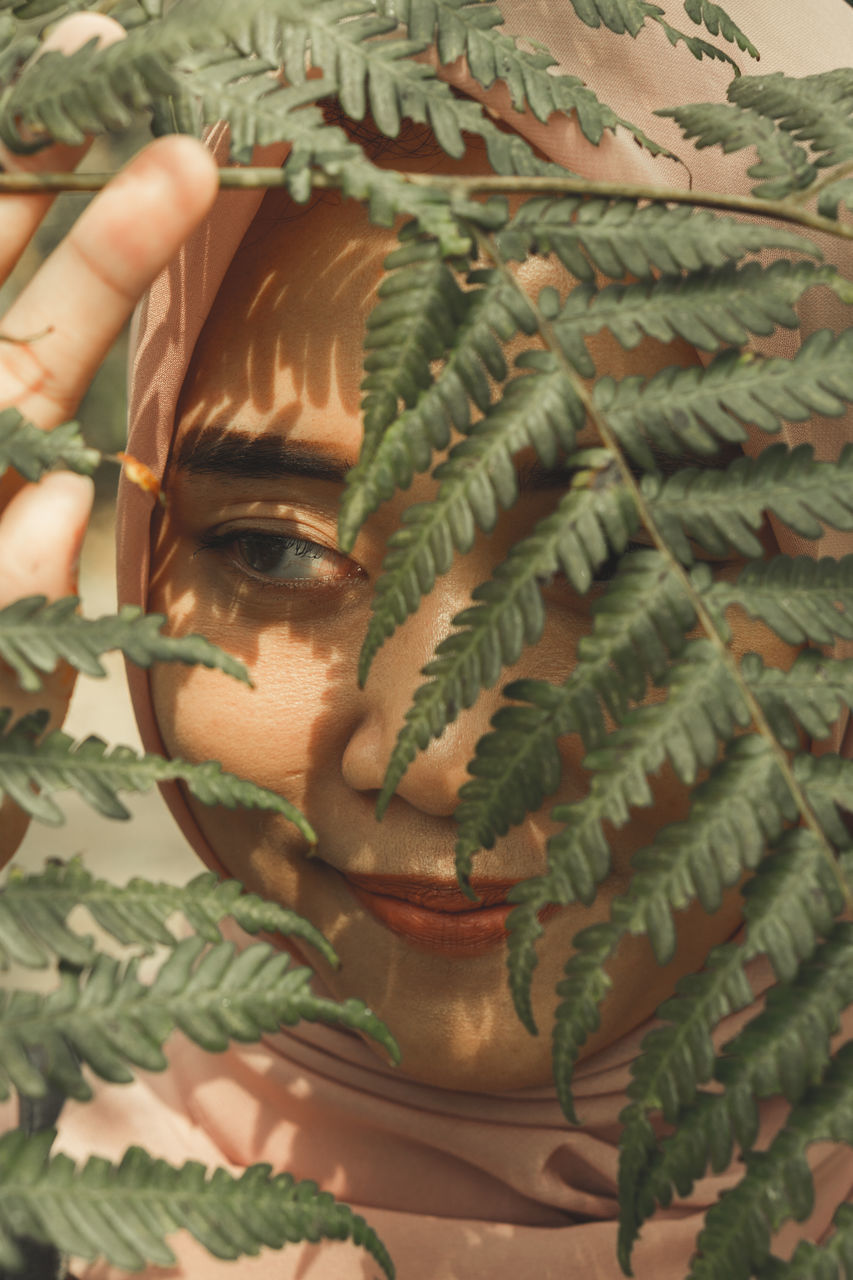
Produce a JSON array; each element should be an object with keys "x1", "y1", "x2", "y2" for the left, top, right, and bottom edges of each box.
[{"x1": 0, "y1": 14, "x2": 219, "y2": 866}]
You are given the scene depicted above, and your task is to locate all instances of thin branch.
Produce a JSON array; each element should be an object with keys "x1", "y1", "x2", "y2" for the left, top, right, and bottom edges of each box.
[
  {"x1": 0, "y1": 167, "x2": 852, "y2": 242},
  {"x1": 467, "y1": 220, "x2": 853, "y2": 911}
]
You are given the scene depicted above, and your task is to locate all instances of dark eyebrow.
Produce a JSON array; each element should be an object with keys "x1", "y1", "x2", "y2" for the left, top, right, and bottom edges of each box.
[
  {"x1": 175, "y1": 424, "x2": 738, "y2": 492},
  {"x1": 174, "y1": 425, "x2": 354, "y2": 484}
]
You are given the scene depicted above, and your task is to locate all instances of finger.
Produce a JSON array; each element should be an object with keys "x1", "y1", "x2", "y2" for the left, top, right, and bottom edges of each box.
[
  {"x1": 0, "y1": 133, "x2": 219, "y2": 428},
  {"x1": 0, "y1": 13, "x2": 126, "y2": 289},
  {"x1": 0, "y1": 469, "x2": 93, "y2": 606}
]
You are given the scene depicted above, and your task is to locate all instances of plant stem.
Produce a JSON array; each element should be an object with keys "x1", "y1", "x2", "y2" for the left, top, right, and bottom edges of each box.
[
  {"x1": 0, "y1": 167, "x2": 851, "y2": 243},
  {"x1": 468, "y1": 221, "x2": 852, "y2": 910}
]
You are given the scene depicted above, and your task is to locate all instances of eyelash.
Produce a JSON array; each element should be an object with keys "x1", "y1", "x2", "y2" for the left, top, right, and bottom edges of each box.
[{"x1": 195, "y1": 528, "x2": 361, "y2": 587}]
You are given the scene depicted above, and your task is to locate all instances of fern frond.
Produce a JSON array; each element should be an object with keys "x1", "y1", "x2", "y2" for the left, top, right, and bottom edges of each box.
[
  {"x1": 498, "y1": 198, "x2": 816, "y2": 284},
  {"x1": 361, "y1": 355, "x2": 585, "y2": 693},
  {"x1": 341, "y1": 266, "x2": 538, "y2": 547},
  {"x1": 0, "y1": 861, "x2": 336, "y2": 970},
  {"x1": 618, "y1": 828, "x2": 845, "y2": 1268},
  {"x1": 598, "y1": 331, "x2": 853, "y2": 467},
  {"x1": 551, "y1": 736, "x2": 790, "y2": 1118},
  {"x1": 358, "y1": 233, "x2": 470, "y2": 467},
  {"x1": 506, "y1": 640, "x2": 748, "y2": 1031},
  {"x1": 0, "y1": 1130, "x2": 394, "y2": 1277},
  {"x1": 647, "y1": 444, "x2": 853, "y2": 561},
  {"x1": 454, "y1": 550, "x2": 696, "y2": 881},
  {"x1": 728, "y1": 69, "x2": 853, "y2": 171},
  {"x1": 791, "y1": 752, "x2": 853, "y2": 852},
  {"x1": 0, "y1": 937, "x2": 397, "y2": 1103},
  {"x1": 659, "y1": 101, "x2": 818, "y2": 200},
  {"x1": 377, "y1": 0, "x2": 665, "y2": 150},
  {"x1": 214, "y1": 0, "x2": 558, "y2": 176},
  {"x1": 0, "y1": 709, "x2": 316, "y2": 842},
  {"x1": 686, "y1": 1041, "x2": 853, "y2": 1280},
  {"x1": 709, "y1": 556, "x2": 853, "y2": 647},
  {"x1": 682, "y1": 0, "x2": 758, "y2": 57},
  {"x1": 0, "y1": 410, "x2": 99, "y2": 481},
  {"x1": 629, "y1": 922, "x2": 853, "y2": 1248},
  {"x1": 555, "y1": 263, "x2": 850, "y2": 369},
  {"x1": 744, "y1": 649, "x2": 853, "y2": 749},
  {"x1": 176, "y1": 53, "x2": 486, "y2": 251},
  {"x1": 0, "y1": 595, "x2": 249, "y2": 693},
  {"x1": 755, "y1": 1202, "x2": 853, "y2": 1280}
]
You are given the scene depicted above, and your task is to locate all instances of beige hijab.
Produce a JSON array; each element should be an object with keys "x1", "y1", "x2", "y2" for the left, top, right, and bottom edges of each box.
[{"x1": 67, "y1": 2, "x2": 853, "y2": 1276}]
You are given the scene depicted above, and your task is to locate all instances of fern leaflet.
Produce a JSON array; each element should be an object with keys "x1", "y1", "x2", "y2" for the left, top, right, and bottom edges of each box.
[
  {"x1": 0, "y1": 936, "x2": 398, "y2": 1102},
  {"x1": 685, "y1": 1041, "x2": 853, "y2": 1280},
  {"x1": 0, "y1": 410, "x2": 99, "y2": 481},
  {"x1": 498, "y1": 198, "x2": 816, "y2": 284},
  {"x1": 454, "y1": 551, "x2": 697, "y2": 880},
  {"x1": 755, "y1": 1202, "x2": 853, "y2": 1280},
  {"x1": 0, "y1": 1130, "x2": 394, "y2": 1276},
  {"x1": 0, "y1": 861, "x2": 337, "y2": 970},
  {"x1": 0, "y1": 708, "x2": 316, "y2": 840},
  {"x1": 647, "y1": 444, "x2": 853, "y2": 562},
  {"x1": 361, "y1": 354, "x2": 585, "y2": 693},
  {"x1": 597, "y1": 331, "x2": 853, "y2": 467},
  {"x1": 341, "y1": 265, "x2": 538, "y2": 547},
  {"x1": 628, "y1": 923, "x2": 853, "y2": 1252},
  {"x1": 0, "y1": 596, "x2": 249, "y2": 693}
]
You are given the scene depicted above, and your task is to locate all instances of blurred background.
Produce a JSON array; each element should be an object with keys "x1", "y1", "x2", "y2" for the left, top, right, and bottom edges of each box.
[{"x1": 3, "y1": 129, "x2": 197, "y2": 890}]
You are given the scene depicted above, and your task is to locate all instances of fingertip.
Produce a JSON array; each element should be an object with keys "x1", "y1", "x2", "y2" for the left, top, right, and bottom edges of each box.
[
  {"x1": 117, "y1": 134, "x2": 220, "y2": 231},
  {"x1": 41, "y1": 12, "x2": 126, "y2": 55}
]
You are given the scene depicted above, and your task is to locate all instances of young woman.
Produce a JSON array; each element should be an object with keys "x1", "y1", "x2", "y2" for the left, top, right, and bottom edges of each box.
[{"x1": 1, "y1": 3, "x2": 852, "y2": 1277}]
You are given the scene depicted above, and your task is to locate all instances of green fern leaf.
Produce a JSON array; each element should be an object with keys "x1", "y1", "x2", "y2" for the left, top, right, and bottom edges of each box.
[
  {"x1": 659, "y1": 100, "x2": 817, "y2": 199},
  {"x1": 631, "y1": 921, "x2": 853, "y2": 1244},
  {"x1": 618, "y1": 828, "x2": 844, "y2": 1269},
  {"x1": 818, "y1": 176, "x2": 853, "y2": 220},
  {"x1": 647, "y1": 444, "x2": 853, "y2": 561},
  {"x1": 651, "y1": 11, "x2": 741, "y2": 73},
  {"x1": 340, "y1": 266, "x2": 538, "y2": 548},
  {"x1": 555, "y1": 262, "x2": 849, "y2": 368},
  {"x1": 598, "y1": 331, "x2": 853, "y2": 468},
  {"x1": 378, "y1": 0, "x2": 664, "y2": 150},
  {"x1": 0, "y1": 935, "x2": 398, "y2": 1103},
  {"x1": 361, "y1": 355, "x2": 585, "y2": 692},
  {"x1": 709, "y1": 556, "x2": 853, "y2": 647},
  {"x1": 682, "y1": 0, "x2": 758, "y2": 57},
  {"x1": 0, "y1": 595, "x2": 249, "y2": 693},
  {"x1": 754, "y1": 1201, "x2": 853, "y2": 1280},
  {"x1": 729, "y1": 69, "x2": 853, "y2": 171},
  {"x1": 214, "y1": 0, "x2": 557, "y2": 176},
  {"x1": 454, "y1": 549, "x2": 696, "y2": 882},
  {"x1": 0, "y1": 1130, "x2": 394, "y2": 1276},
  {"x1": 506, "y1": 640, "x2": 748, "y2": 1032},
  {"x1": 0, "y1": 709, "x2": 316, "y2": 842},
  {"x1": 498, "y1": 198, "x2": 816, "y2": 284},
  {"x1": 744, "y1": 648, "x2": 853, "y2": 749},
  {"x1": 551, "y1": 736, "x2": 791, "y2": 1118},
  {"x1": 686, "y1": 1041, "x2": 853, "y2": 1280},
  {"x1": 0, "y1": 410, "x2": 99, "y2": 481},
  {"x1": 0, "y1": 861, "x2": 337, "y2": 970},
  {"x1": 791, "y1": 753, "x2": 853, "y2": 851},
  {"x1": 358, "y1": 233, "x2": 470, "y2": 469}
]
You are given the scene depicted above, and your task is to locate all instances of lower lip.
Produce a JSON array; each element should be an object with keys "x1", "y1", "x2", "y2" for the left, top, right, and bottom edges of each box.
[{"x1": 345, "y1": 877, "x2": 557, "y2": 958}]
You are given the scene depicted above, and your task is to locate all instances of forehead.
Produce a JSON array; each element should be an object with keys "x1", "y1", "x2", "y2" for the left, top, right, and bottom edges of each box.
[
  {"x1": 173, "y1": 182, "x2": 704, "y2": 471},
  {"x1": 175, "y1": 188, "x2": 393, "y2": 458}
]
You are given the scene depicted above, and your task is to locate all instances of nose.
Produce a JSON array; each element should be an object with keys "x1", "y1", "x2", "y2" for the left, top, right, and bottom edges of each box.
[{"x1": 340, "y1": 565, "x2": 507, "y2": 818}]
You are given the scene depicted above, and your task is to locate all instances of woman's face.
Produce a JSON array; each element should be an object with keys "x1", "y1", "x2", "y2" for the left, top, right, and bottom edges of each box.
[{"x1": 148, "y1": 181, "x2": 793, "y2": 1091}]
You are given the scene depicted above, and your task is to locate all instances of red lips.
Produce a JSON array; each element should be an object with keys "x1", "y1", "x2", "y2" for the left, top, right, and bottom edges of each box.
[{"x1": 342, "y1": 872, "x2": 551, "y2": 957}]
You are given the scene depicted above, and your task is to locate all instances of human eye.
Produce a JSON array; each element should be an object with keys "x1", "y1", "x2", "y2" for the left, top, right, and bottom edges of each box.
[{"x1": 195, "y1": 527, "x2": 362, "y2": 587}]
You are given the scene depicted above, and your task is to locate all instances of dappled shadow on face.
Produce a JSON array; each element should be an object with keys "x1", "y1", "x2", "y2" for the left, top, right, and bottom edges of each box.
[{"x1": 177, "y1": 187, "x2": 394, "y2": 431}]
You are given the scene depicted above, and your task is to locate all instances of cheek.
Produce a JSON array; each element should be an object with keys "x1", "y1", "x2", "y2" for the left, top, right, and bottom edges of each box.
[{"x1": 149, "y1": 638, "x2": 348, "y2": 800}]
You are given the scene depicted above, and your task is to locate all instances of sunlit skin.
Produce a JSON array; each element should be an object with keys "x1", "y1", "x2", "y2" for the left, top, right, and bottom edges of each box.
[{"x1": 148, "y1": 154, "x2": 798, "y2": 1092}]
